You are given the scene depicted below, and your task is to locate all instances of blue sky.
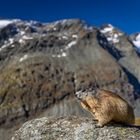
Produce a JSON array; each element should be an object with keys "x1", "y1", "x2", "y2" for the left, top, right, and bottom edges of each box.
[{"x1": 0, "y1": 0, "x2": 140, "y2": 34}]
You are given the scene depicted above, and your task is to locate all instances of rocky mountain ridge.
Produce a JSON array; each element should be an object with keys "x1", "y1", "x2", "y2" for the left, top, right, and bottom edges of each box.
[{"x1": 0, "y1": 18, "x2": 140, "y2": 139}]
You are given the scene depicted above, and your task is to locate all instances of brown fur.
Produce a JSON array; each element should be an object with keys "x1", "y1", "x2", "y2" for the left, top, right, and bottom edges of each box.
[{"x1": 80, "y1": 89, "x2": 135, "y2": 127}]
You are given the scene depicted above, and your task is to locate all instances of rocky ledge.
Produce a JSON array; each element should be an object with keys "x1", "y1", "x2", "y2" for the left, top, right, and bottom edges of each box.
[{"x1": 12, "y1": 116, "x2": 140, "y2": 140}]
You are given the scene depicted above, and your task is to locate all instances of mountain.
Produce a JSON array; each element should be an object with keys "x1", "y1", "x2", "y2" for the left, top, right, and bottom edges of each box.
[{"x1": 0, "y1": 19, "x2": 140, "y2": 139}]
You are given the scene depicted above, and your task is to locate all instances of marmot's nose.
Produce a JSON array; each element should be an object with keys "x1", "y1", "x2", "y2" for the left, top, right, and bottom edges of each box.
[{"x1": 75, "y1": 91, "x2": 83, "y2": 99}]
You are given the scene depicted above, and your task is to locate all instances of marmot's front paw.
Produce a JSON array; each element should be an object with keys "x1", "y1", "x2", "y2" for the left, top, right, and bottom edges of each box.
[
  {"x1": 95, "y1": 124, "x2": 103, "y2": 128},
  {"x1": 95, "y1": 122, "x2": 104, "y2": 128}
]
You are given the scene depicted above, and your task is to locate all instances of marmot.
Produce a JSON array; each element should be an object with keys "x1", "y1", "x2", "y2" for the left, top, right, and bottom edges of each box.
[{"x1": 76, "y1": 89, "x2": 137, "y2": 127}]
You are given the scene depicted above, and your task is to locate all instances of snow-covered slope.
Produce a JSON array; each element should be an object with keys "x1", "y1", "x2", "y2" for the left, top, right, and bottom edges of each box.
[
  {"x1": 0, "y1": 19, "x2": 87, "y2": 61},
  {"x1": 0, "y1": 19, "x2": 15, "y2": 28},
  {"x1": 0, "y1": 18, "x2": 139, "y2": 56}
]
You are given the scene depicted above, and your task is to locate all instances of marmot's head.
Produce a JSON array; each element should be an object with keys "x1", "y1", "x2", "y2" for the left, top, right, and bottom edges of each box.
[{"x1": 75, "y1": 88, "x2": 98, "y2": 100}]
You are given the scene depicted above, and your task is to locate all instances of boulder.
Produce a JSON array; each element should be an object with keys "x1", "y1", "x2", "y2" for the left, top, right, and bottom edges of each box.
[{"x1": 12, "y1": 116, "x2": 140, "y2": 140}]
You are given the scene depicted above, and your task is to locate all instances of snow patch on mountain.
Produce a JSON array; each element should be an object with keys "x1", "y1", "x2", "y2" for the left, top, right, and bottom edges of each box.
[
  {"x1": 72, "y1": 34, "x2": 78, "y2": 39},
  {"x1": 66, "y1": 40, "x2": 77, "y2": 50},
  {"x1": 0, "y1": 37, "x2": 16, "y2": 51},
  {"x1": 62, "y1": 36, "x2": 68, "y2": 39},
  {"x1": 19, "y1": 35, "x2": 33, "y2": 44},
  {"x1": 0, "y1": 20, "x2": 13, "y2": 28},
  {"x1": 107, "y1": 33, "x2": 119, "y2": 43},
  {"x1": 52, "y1": 52, "x2": 67, "y2": 58},
  {"x1": 0, "y1": 19, "x2": 20, "y2": 29},
  {"x1": 0, "y1": 44, "x2": 7, "y2": 51},
  {"x1": 52, "y1": 40, "x2": 77, "y2": 58},
  {"x1": 100, "y1": 24, "x2": 123, "y2": 44},
  {"x1": 20, "y1": 31, "x2": 26, "y2": 35},
  {"x1": 100, "y1": 24, "x2": 114, "y2": 33},
  {"x1": 19, "y1": 54, "x2": 28, "y2": 62},
  {"x1": 132, "y1": 33, "x2": 140, "y2": 52},
  {"x1": 22, "y1": 35, "x2": 33, "y2": 40}
]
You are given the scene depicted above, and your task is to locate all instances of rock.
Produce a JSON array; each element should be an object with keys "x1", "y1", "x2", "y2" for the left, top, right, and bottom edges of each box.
[{"x1": 12, "y1": 116, "x2": 140, "y2": 140}]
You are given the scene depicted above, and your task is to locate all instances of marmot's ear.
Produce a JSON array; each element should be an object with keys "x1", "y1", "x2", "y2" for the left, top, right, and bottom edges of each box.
[
  {"x1": 90, "y1": 84, "x2": 100, "y2": 91},
  {"x1": 88, "y1": 87, "x2": 99, "y2": 96}
]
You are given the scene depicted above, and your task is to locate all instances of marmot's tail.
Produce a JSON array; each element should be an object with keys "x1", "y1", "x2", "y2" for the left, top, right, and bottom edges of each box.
[{"x1": 134, "y1": 118, "x2": 140, "y2": 126}]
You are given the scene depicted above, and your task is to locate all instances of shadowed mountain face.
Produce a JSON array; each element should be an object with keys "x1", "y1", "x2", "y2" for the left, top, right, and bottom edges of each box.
[{"x1": 0, "y1": 19, "x2": 140, "y2": 139}]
